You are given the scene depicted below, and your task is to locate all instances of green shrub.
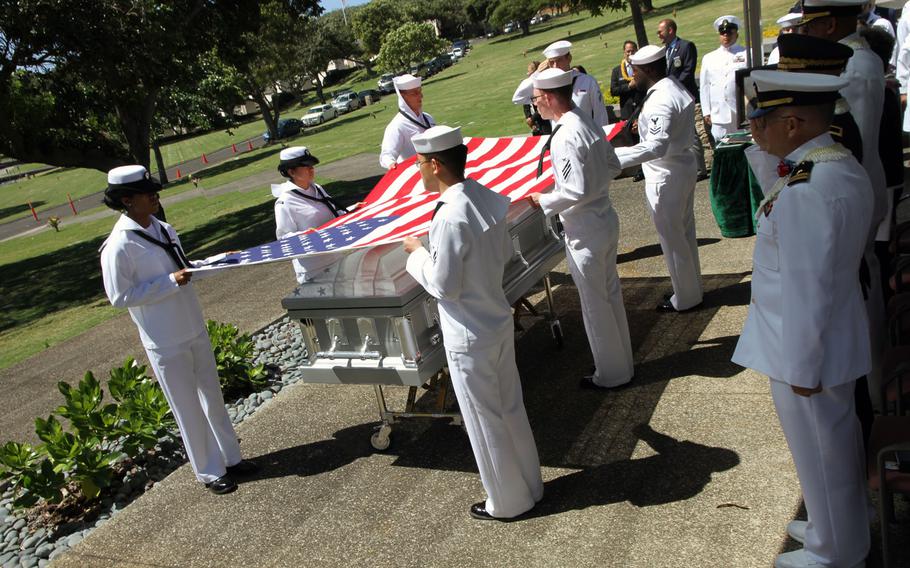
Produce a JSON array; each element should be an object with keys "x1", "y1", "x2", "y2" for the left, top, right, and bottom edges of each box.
[
  {"x1": 206, "y1": 320, "x2": 268, "y2": 397},
  {"x1": 0, "y1": 358, "x2": 177, "y2": 508}
]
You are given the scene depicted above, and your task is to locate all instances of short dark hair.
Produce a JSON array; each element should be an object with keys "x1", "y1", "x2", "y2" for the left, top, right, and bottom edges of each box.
[
  {"x1": 623, "y1": 40, "x2": 637, "y2": 49},
  {"x1": 425, "y1": 144, "x2": 468, "y2": 178},
  {"x1": 541, "y1": 84, "x2": 574, "y2": 106},
  {"x1": 660, "y1": 18, "x2": 677, "y2": 32},
  {"x1": 860, "y1": 26, "x2": 895, "y2": 70},
  {"x1": 639, "y1": 59, "x2": 667, "y2": 80}
]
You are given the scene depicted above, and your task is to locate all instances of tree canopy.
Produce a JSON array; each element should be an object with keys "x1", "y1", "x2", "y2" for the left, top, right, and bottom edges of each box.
[{"x1": 377, "y1": 22, "x2": 447, "y2": 73}]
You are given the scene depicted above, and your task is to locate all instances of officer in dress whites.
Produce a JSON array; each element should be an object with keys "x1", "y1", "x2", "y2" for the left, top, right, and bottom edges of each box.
[
  {"x1": 799, "y1": 0, "x2": 889, "y2": 415},
  {"x1": 379, "y1": 74, "x2": 435, "y2": 169},
  {"x1": 699, "y1": 15, "x2": 749, "y2": 142},
  {"x1": 512, "y1": 40, "x2": 610, "y2": 128},
  {"x1": 99, "y1": 166, "x2": 258, "y2": 495},
  {"x1": 273, "y1": 146, "x2": 347, "y2": 283},
  {"x1": 614, "y1": 45, "x2": 704, "y2": 313},
  {"x1": 767, "y1": 12, "x2": 804, "y2": 64},
  {"x1": 732, "y1": 70, "x2": 872, "y2": 568},
  {"x1": 402, "y1": 126, "x2": 543, "y2": 520},
  {"x1": 527, "y1": 68, "x2": 635, "y2": 389}
]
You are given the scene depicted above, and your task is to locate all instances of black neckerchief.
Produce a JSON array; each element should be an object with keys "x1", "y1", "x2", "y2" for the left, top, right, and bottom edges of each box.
[
  {"x1": 130, "y1": 222, "x2": 191, "y2": 270},
  {"x1": 291, "y1": 184, "x2": 344, "y2": 218},
  {"x1": 398, "y1": 109, "x2": 432, "y2": 130},
  {"x1": 432, "y1": 201, "x2": 445, "y2": 220},
  {"x1": 537, "y1": 124, "x2": 563, "y2": 178}
]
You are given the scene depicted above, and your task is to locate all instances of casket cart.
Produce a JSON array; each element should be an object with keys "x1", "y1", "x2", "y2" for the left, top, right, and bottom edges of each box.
[{"x1": 281, "y1": 200, "x2": 565, "y2": 450}]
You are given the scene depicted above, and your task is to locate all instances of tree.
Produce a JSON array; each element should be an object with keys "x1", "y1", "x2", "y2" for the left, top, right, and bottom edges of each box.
[
  {"x1": 489, "y1": 0, "x2": 541, "y2": 36},
  {"x1": 230, "y1": 0, "x2": 323, "y2": 141},
  {"x1": 568, "y1": 0, "x2": 649, "y2": 46},
  {"x1": 295, "y1": 12, "x2": 361, "y2": 103},
  {"x1": 377, "y1": 22, "x2": 447, "y2": 74},
  {"x1": 0, "y1": 0, "x2": 262, "y2": 172},
  {"x1": 352, "y1": 0, "x2": 408, "y2": 56}
]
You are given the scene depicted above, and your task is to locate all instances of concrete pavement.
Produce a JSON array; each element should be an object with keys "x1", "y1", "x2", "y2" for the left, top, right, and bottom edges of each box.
[{"x1": 42, "y1": 172, "x2": 903, "y2": 567}]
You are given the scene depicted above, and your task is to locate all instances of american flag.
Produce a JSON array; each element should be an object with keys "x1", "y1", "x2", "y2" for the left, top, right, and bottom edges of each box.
[{"x1": 192, "y1": 135, "x2": 558, "y2": 272}]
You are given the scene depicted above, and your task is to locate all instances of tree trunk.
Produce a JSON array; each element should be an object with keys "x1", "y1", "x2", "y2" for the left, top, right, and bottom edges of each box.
[
  {"x1": 520, "y1": 20, "x2": 530, "y2": 36},
  {"x1": 313, "y1": 76, "x2": 326, "y2": 104},
  {"x1": 152, "y1": 138, "x2": 169, "y2": 185},
  {"x1": 629, "y1": 0, "x2": 649, "y2": 47},
  {"x1": 253, "y1": 90, "x2": 279, "y2": 142},
  {"x1": 640, "y1": 0, "x2": 654, "y2": 12}
]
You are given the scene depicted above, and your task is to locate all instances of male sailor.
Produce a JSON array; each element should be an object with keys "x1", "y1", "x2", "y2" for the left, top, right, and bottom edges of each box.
[
  {"x1": 380, "y1": 73, "x2": 435, "y2": 169},
  {"x1": 615, "y1": 44, "x2": 704, "y2": 313},
  {"x1": 526, "y1": 68, "x2": 635, "y2": 389},
  {"x1": 512, "y1": 40, "x2": 610, "y2": 128},
  {"x1": 402, "y1": 125, "x2": 543, "y2": 520},
  {"x1": 732, "y1": 70, "x2": 873, "y2": 568},
  {"x1": 699, "y1": 15, "x2": 749, "y2": 141}
]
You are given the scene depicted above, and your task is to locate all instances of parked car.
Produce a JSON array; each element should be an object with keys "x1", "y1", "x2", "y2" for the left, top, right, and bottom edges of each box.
[
  {"x1": 377, "y1": 73, "x2": 395, "y2": 94},
  {"x1": 452, "y1": 39, "x2": 470, "y2": 52},
  {"x1": 357, "y1": 89, "x2": 382, "y2": 105},
  {"x1": 452, "y1": 47, "x2": 465, "y2": 59},
  {"x1": 262, "y1": 118, "x2": 303, "y2": 142},
  {"x1": 432, "y1": 55, "x2": 452, "y2": 71},
  {"x1": 301, "y1": 104, "x2": 336, "y2": 126},
  {"x1": 503, "y1": 21, "x2": 516, "y2": 33},
  {"x1": 332, "y1": 91, "x2": 362, "y2": 114}
]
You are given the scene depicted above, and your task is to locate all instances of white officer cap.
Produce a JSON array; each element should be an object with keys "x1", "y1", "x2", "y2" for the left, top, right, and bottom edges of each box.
[
  {"x1": 412, "y1": 125, "x2": 464, "y2": 154},
  {"x1": 714, "y1": 15, "x2": 742, "y2": 31},
  {"x1": 747, "y1": 69, "x2": 848, "y2": 118},
  {"x1": 108, "y1": 165, "x2": 150, "y2": 185},
  {"x1": 776, "y1": 12, "x2": 803, "y2": 28},
  {"x1": 542, "y1": 40, "x2": 572, "y2": 58},
  {"x1": 532, "y1": 68, "x2": 573, "y2": 89},
  {"x1": 279, "y1": 146, "x2": 313, "y2": 161},
  {"x1": 393, "y1": 74, "x2": 421, "y2": 91},
  {"x1": 628, "y1": 44, "x2": 667, "y2": 65}
]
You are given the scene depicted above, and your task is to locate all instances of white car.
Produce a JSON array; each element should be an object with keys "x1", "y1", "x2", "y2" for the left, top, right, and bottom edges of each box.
[
  {"x1": 302, "y1": 104, "x2": 336, "y2": 127},
  {"x1": 377, "y1": 73, "x2": 395, "y2": 94},
  {"x1": 452, "y1": 47, "x2": 465, "y2": 59},
  {"x1": 332, "y1": 92, "x2": 362, "y2": 114}
]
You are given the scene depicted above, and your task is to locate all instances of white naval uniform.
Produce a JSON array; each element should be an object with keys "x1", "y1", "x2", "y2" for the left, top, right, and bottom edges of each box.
[
  {"x1": 766, "y1": 46, "x2": 780, "y2": 65},
  {"x1": 616, "y1": 76, "x2": 703, "y2": 311},
  {"x1": 513, "y1": 69, "x2": 610, "y2": 127},
  {"x1": 406, "y1": 179, "x2": 543, "y2": 518},
  {"x1": 538, "y1": 107, "x2": 634, "y2": 386},
  {"x1": 100, "y1": 215, "x2": 242, "y2": 484},
  {"x1": 841, "y1": 33, "x2": 889, "y2": 395},
  {"x1": 273, "y1": 180, "x2": 344, "y2": 283},
  {"x1": 379, "y1": 106, "x2": 435, "y2": 169},
  {"x1": 732, "y1": 134, "x2": 872, "y2": 568},
  {"x1": 891, "y1": 8, "x2": 910, "y2": 69},
  {"x1": 699, "y1": 43, "x2": 748, "y2": 140}
]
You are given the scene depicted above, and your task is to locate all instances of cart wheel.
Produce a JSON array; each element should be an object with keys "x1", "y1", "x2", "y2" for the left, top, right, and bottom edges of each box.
[
  {"x1": 371, "y1": 425, "x2": 392, "y2": 451},
  {"x1": 551, "y1": 320, "x2": 564, "y2": 349}
]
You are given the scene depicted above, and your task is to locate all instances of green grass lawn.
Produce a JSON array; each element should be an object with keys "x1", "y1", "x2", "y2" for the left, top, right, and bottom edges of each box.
[
  {"x1": 0, "y1": 168, "x2": 107, "y2": 224},
  {"x1": 0, "y1": 0, "x2": 794, "y2": 370}
]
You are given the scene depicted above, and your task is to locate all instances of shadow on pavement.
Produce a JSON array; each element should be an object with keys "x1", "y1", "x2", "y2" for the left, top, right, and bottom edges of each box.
[
  {"x1": 0, "y1": 201, "x2": 45, "y2": 221},
  {"x1": 618, "y1": 238, "x2": 721, "y2": 265}
]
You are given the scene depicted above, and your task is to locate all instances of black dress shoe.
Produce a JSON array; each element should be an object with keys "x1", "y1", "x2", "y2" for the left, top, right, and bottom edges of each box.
[
  {"x1": 579, "y1": 375, "x2": 632, "y2": 391},
  {"x1": 696, "y1": 171, "x2": 710, "y2": 181},
  {"x1": 205, "y1": 476, "x2": 237, "y2": 495},
  {"x1": 226, "y1": 459, "x2": 259, "y2": 477},
  {"x1": 656, "y1": 299, "x2": 703, "y2": 313},
  {"x1": 469, "y1": 502, "x2": 535, "y2": 522},
  {"x1": 632, "y1": 171, "x2": 645, "y2": 182},
  {"x1": 469, "y1": 502, "x2": 498, "y2": 521}
]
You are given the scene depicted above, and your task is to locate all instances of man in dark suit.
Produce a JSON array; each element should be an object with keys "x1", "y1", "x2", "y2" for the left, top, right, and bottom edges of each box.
[
  {"x1": 658, "y1": 18, "x2": 709, "y2": 179},
  {"x1": 610, "y1": 40, "x2": 646, "y2": 120}
]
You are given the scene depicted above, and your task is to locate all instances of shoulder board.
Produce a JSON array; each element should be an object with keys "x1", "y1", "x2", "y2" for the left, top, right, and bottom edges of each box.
[{"x1": 787, "y1": 161, "x2": 814, "y2": 186}]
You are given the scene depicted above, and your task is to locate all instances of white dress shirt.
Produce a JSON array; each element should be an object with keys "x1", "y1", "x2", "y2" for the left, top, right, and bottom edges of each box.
[
  {"x1": 100, "y1": 215, "x2": 206, "y2": 350},
  {"x1": 406, "y1": 179, "x2": 514, "y2": 352},
  {"x1": 732, "y1": 134, "x2": 873, "y2": 388},
  {"x1": 699, "y1": 44, "x2": 748, "y2": 125}
]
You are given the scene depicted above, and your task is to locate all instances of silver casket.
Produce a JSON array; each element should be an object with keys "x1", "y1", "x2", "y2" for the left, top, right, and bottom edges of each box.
[{"x1": 281, "y1": 200, "x2": 565, "y2": 387}]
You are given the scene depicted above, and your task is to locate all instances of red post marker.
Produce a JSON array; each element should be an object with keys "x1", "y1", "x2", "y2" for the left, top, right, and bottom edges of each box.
[
  {"x1": 27, "y1": 201, "x2": 38, "y2": 222},
  {"x1": 231, "y1": 143, "x2": 238, "y2": 154},
  {"x1": 176, "y1": 168, "x2": 182, "y2": 179},
  {"x1": 67, "y1": 193, "x2": 77, "y2": 215},
  {"x1": 201, "y1": 153, "x2": 209, "y2": 164},
  {"x1": 247, "y1": 140, "x2": 254, "y2": 151}
]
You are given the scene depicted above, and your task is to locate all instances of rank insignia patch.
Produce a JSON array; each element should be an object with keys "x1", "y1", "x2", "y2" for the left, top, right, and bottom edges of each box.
[{"x1": 786, "y1": 161, "x2": 814, "y2": 186}]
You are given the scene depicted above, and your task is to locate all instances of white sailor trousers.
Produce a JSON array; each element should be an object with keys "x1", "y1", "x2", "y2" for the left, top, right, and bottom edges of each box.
[
  {"x1": 146, "y1": 330, "x2": 242, "y2": 484},
  {"x1": 446, "y1": 332, "x2": 543, "y2": 518},
  {"x1": 770, "y1": 379, "x2": 870, "y2": 568},
  {"x1": 563, "y1": 209, "x2": 634, "y2": 386},
  {"x1": 710, "y1": 121, "x2": 736, "y2": 143},
  {"x1": 645, "y1": 169, "x2": 703, "y2": 311}
]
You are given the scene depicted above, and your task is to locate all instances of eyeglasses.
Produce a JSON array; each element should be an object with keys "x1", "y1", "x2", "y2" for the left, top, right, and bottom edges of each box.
[
  {"x1": 416, "y1": 159, "x2": 433, "y2": 166},
  {"x1": 719, "y1": 29, "x2": 736, "y2": 35},
  {"x1": 530, "y1": 94, "x2": 543, "y2": 103}
]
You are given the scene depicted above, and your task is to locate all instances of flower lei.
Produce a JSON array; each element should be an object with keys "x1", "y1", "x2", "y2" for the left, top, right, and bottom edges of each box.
[
  {"x1": 620, "y1": 59, "x2": 632, "y2": 81},
  {"x1": 754, "y1": 143, "x2": 851, "y2": 227}
]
